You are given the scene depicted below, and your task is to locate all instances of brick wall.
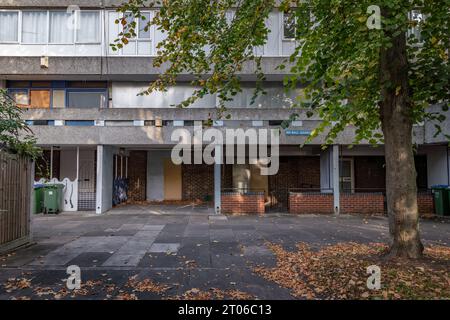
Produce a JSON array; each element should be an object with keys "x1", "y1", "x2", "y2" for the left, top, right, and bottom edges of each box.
[
  {"x1": 269, "y1": 157, "x2": 321, "y2": 211},
  {"x1": 289, "y1": 192, "x2": 435, "y2": 215},
  {"x1": 221, "y1": 192, "x2": 265, "y2": 214},
  {"x1": 289, "y1": 192, "x2": 384, "y2": 214},
  {"x1": 340, "y1": 193, "x2": 385, "y2": 215},
  {"x1": 128, "y1": 151, "x2": 147, "y2": 202},
  {"x1": 417, "y1": 192, "x2": 434, "y2": 215},
  {"x1": 289, "y1": 193, "x2": 334, "y2": 214},
  {"x1": 182, "y1": 164, "x2": 214, "y2": 201}
]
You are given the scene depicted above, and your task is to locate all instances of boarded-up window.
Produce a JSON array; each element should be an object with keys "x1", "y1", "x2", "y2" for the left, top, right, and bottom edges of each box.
[
  {"x1": 164, "y1": 159, "x2": 182, "y2": 200},
  {"x1": 52, "y1": 90, "x2": 65, "y2": 108},
  {"x1": 30, "y1": 90, "x2": 50, "y2": 108}
]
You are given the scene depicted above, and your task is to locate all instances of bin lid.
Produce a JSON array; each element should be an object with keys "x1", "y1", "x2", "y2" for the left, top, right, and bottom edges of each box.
[
  {"x1": 44, "y1": 184, "x2": 58, "y2": 189},
  {"x1": 34, "y1": 184, "x2": 45, "y2": 189},
  {"x1": 431, "y1": 185, "x2": 449, "y2": 189}
]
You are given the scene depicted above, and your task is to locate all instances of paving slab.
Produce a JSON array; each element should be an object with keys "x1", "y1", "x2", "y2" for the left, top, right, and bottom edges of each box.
[
  {"x1": 148, "y1": 243, "x2": 181, "y2": 254},
  {"x1": 0, "y1": 209, "x2": 448, "y2": 300}
]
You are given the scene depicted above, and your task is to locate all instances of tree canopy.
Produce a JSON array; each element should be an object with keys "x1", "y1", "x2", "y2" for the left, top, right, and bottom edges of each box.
[{"x1": 113, "y1": 0, "x2": 449, "y2": 142}]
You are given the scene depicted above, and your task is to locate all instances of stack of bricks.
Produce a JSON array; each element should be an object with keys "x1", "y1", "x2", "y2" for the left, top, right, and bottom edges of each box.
[{"x1": 221, "y1": 192, "x2": 265, "y2": 214}]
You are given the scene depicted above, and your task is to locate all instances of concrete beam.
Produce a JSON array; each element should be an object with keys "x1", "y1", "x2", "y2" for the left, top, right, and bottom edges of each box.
[
  {"x1": 0, "y1": 57, "x2": 292, "y2": 80},
  {"x1": 26, "y1": 124, "x2": 425, "y2": 147},
  {"x1": 22, "y1": 108, "x2": 324, "y2": 121}
]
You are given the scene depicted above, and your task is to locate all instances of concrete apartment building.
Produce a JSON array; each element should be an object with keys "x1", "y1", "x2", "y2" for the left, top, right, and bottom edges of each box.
[{"x1": 0, "y1": 1, "x2": 448, "y2": 215}]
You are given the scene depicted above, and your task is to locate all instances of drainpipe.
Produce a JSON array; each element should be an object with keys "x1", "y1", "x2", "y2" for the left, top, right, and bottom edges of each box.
[{"x1": 50, "y1": 146, "x2": 53, "y2": 179}]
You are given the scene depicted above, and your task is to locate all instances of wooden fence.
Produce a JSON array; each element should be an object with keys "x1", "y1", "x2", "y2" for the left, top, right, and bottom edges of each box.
[{"x1": 0, "y1": 152, "x2": 32, "y2": 253}]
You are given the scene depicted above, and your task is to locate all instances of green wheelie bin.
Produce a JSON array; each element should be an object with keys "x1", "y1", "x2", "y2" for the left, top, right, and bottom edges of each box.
[
  {"x1": 431, "y1": 185, "x2": 450, "y2": 216},
  {"x1": 33, "y1": 184, "x2": 45, "y2": 214},
  {"x1": 43, "y1": 184, "x2": 64, "y2": 214}
]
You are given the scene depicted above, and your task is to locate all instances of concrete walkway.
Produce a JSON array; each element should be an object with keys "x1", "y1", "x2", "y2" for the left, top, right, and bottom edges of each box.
[{"x1": 0, "y1": 209, "x2": 448, "y2": 299}]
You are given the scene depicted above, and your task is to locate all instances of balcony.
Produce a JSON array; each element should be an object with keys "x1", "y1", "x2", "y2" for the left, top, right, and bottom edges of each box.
[{"x1": 20, "y1": 107, "x2": 428, "y2": 146}]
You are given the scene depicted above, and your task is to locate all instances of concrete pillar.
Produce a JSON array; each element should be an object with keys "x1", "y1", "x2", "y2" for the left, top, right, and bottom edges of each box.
[
  {"x1": 0, "y1": 80, "x2": 6, "y2": 89},
  {"x1": 96, "y1": 145, "x2": 113, "y2": 214},
  {"x1": 332, "y1": 145, "x2": 340, "y2": 214},
  {"x1": 214, "y1": 145, "x2": 222, "y2": 214},
  {"x1": 147, "y1": 150, "x2": 167, "y2": 201}
]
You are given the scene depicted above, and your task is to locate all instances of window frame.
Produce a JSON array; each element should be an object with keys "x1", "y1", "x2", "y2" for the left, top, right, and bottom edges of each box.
[
  {"x1": 109, "y1": 10, "x2": 153, "y2": 56},
  {"x1": 408, "y1": 9, "x2": 425, "y2": 46},
  {"x1": 0, "y1": 9, "x2": 102, "y2": 45},
  {"x1": 66, "y1": 88, "x2": 108, "y2": 109},
  {"x1": 0, "y1": 10, "x2": 20, "y2": 43},
  {"x1": 7, "y1": 82, "x2": 108, "y2": 109},
  {"x1": 75, "y1": 10, "x2": 102, "y2": 44},
  {"x1": 48, "y1": 10, "x2": 76, "y2": 45},
  {"x1": 282, "y1": 11, "x2": 296, "y2": 41},
  {"x1": 8, "y1": 88, "x2": 30, "y2": 107},
  {"x1": 21, "y1": 10, "x2": 49, "y2": 45},
  {"x1": 137, "y1": 11, "x2": 152, "y2": 40}
]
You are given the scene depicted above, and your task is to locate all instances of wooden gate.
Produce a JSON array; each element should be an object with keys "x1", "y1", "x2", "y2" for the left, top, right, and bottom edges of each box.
[{"x1": 0, "y1": 152, "x2": 32, "y2": 253}]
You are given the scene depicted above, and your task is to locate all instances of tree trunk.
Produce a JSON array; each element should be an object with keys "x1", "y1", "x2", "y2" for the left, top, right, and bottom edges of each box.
[{"x1": 380, "y1": 23, "x2": 424, "y2": 259}]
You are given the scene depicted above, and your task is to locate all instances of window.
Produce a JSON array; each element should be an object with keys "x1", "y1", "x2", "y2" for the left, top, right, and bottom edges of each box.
[
  {"x1": 8, "y1": 81, "x2": 108, "y2": 109},
  {"x1": 67, "y1": 91, "x2": 107, "y2": 108},
  {"x1": 105, "y1": 120, "x2": 134, "y2": 127},
  {"x1": 9, "y1": 90, "x2": 29, "y2": 107},
  {"x1": 409, "y1": 10, "x2": 424, "y2": 43},
  {"x1": 1, "y1": 10, "x2": 102, "y2": 45},
  {"x1": 123, "y1": 12, "x2": 135, "y2": 36},
  {"x1": 65, "y1": 120, "x2": 95, "y2": 126},
  {"x1": 109, "y1": 11, "x2": 152, "y2": 56},
  {"x1": 137, "y1": 12, "x2": 151, "y2": 55},
  {"x1": 52, "y1": 90, "x2": 66, "y2": 108},
  {"x1": 340, "y1": 158, "x2": 354, "y2": 193},
  {"x1": 283, "y1": 12, "x2": 296, "y2": 40},
  {"x1": 31, "y1": 120, "x2": 55, "y2": 126},
  {"x1": 8, "y1": 87, "x2": 51, "y2": 109},
  {"x1": 0, "y1": 11, "x2": 19, "y2": 42},
  {"x1": 144, "y1": 120, "x2": 155, "y2": 126},
  {"x1": 49, "y1": 11, "x2": 74, "y2": 43},
  {"x1": 269, "y1": 120, "x2": 283, "y2": 126},
  {"x1": 138, "y1": 12, "x2": 151, "y2": 39},
  {"x1": 22, "y1": 11, "x2": 48, "y2": 43},
  {"x1": 77, "y1": 11, "x2": 100, "y2": 43}
]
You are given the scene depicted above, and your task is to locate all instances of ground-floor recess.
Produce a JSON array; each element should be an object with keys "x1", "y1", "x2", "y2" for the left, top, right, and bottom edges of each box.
[{"x1": 33, "y1": 144, "x2": 450, "y2": 216}]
